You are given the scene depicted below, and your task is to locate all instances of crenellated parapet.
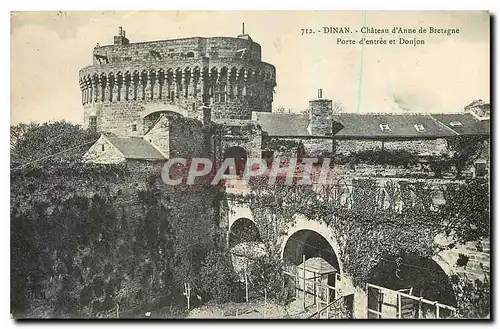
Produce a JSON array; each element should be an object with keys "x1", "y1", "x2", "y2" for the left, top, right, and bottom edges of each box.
[{"x1": 79, "y1": 30, "x2": 276, "y2": 135}]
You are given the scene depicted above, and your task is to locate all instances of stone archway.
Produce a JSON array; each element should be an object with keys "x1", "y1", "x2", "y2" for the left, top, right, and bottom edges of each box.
[
  {"x1": 280, "y1": 215, "x2": 343, "y2": 275},
  {"x1": 367, "y1": 254, "x2": 457, "y2": 318},
  {"x1": 280, "y1": 218, "x2": 346, "y2": 310},
  {"x1": 223, "y1": 146, "x2": 248, "y2": 177},
  {"x1": 139, "y1": 104, "x2": 191, "y2": 119},
  {"x1": 228, "y1": 217, "x2": 261, "y2": 249},
  {"x1": 142, "y1": 108, "x2": 185, "y2": 133},
  {"x1": 282, "y1": 229, "x2": 340, "y2": 272}
]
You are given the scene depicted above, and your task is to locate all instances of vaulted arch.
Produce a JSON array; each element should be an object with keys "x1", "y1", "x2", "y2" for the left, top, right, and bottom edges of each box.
[
  {"x1": 228, "y1": 217, "x2": 261, "y2": 249},
  {"x1": 368, "y1": 255, "x2": 457, "y2": 309}
]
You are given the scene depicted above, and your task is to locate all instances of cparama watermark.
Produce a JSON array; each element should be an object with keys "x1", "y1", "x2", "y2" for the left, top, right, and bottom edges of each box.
[{"x1": 161, "y1": 157, "x2": 341, "y2": 186}]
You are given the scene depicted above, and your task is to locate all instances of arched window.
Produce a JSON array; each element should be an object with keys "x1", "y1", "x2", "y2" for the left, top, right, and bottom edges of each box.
[
  {"x1": 185, "y1": 51, "x2": 195, "y2": 58},
  {"x1": 223, "y1": 146, "x2": 247, "y2": 176}
]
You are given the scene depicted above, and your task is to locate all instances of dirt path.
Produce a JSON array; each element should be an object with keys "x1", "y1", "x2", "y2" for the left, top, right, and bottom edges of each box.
[{"x1": 187, "y1": 298, "x2": 310, "y2": 319}]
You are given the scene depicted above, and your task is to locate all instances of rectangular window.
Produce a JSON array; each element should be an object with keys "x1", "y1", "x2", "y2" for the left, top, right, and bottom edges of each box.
[
  {"x1": 414, "y1": 124, "x2": 426, "y2": 132},
  {"x1": 132, "y1": 124, "x2": 137, "y2": 132},
  {"x1": 101, "y1": 144, "x2": 105, "y2": 152},
  {"x1": 89, "y1": 116, "x2": 97, "y2": 127},
  {"x1": 379, "y1": 123, "x2": 391, "y2": 132}
]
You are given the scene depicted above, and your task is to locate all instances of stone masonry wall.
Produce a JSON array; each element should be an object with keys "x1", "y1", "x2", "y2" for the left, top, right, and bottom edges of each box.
[
  {"x1": 220, "y1": 123, "x2": 263, "y2": 161},
  {"x1": 144, "y1": 115, "x2": 170, "y2": 156},
  {"x1": 308, "y1": 99, "x2": 333, "y2": 136},
  {"x1": 228, "y1": 198, "x2": 490, "y2": 319},
  {"x1": 168, "y1": 117, "x2": 208, "y2": 159},
  {"x1": 82, "y1": 135, "x2": 126, "y2": 164},
  {"x1": 335, "y1": 138, "x2": 450, "y2": 155},
  {"x1": 93, "y1": 37, "x2": 262, "y2": 64}
]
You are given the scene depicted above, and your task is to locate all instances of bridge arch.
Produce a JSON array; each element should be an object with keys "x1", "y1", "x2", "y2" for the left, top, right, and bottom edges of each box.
[
  {"x1": 139, "y1": 104, "x2": 191, "y2": 119},
  {"x1": 280, "y1": 215, "x2": 343, "y2": 275},
  {"x1": 228, "y1": 217, "x2": 262, "y2": 249},
  {"x1": 368, "y1": 255, "x2": 457, "y2": 308}
]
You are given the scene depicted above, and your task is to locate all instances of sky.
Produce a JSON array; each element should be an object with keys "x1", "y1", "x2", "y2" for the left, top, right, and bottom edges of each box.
[{"x1": 10, "y1": 10, "x2": 490, "y2": 125}]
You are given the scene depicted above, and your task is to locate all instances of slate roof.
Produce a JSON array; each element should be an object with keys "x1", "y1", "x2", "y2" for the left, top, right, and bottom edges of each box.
[
  {"x1": 331, "y1": 113, "x2": 456, "y2": 139},
  {"x1": 431, "y1": 113, "x2": 490, "y2": 136},
  {"x1": 464, "y1": 99, "x2": 490, "y2": 110},
  {"x1": 106, "y1": 136, "x2": 166, "y2": 161},
  {"x1": 253, "y1": 112, "x2": 310, "y2": 137},
  {"x1": 254, "y1": 112, "x2": 490, "y2": 139}
]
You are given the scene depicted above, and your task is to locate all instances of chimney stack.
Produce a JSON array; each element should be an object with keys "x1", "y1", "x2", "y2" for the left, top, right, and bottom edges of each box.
[
  {"x1": 308, "y1": 89, "x2": 332, "y2": 136},
  {"x1": 114, "y1": 26, "x2": 130, "y2": 45}
]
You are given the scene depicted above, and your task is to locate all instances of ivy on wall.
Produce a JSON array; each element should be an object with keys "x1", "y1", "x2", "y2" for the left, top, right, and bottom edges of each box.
[
  {"x1": 10, "y1": 122, "x2": 218, "y2": 318},
  {"x1": 230, "y1": 176, "x2": 489, "y2": 317}
]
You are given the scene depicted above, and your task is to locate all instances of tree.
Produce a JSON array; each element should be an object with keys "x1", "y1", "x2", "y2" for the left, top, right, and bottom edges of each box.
[
  {"x1": 331, "y1": 101, "x2": 344, "y2": 115},
  {"x1": 10, "y1": 121, "x2": 98, "y2": 168},
  {"x1": 451, "y1": 275, "x2": 490, "y2": 318},
  {"x1": 300, "y1": 100, "x2": 344, "y2": 115},
  {"x1": 249, "y1": 247, "x2": 286, "y2": 303},
  {"x1": 275, "y1": 106, "x2": 292, "y2": 114},
  {"x1": 197, "y1": 249, "x2": 240, "y2": 304}
]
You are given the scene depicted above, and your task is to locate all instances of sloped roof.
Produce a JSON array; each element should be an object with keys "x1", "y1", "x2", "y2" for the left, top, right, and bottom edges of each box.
[
  {"x1": 431, "y1": 113, "x2": 490, "y2": 136},
  {"x1": 299, "y1": 257, "x2": 337, "y2": 274},
  {"x1": 332, "y1": 113, "x2": 456, "y2": 138},
  {"x1": 253, "y1": 112, "x2": 310, "y2": 137},
  {"x1": 106, "y1": 136, "x2": 165, "y2": 161},
  {"x1": 254, "y1": 112, "x2": 489, "y2": 139},
  {"x1": 464, "y1": 99, "x2": 489, "y2": 110}
]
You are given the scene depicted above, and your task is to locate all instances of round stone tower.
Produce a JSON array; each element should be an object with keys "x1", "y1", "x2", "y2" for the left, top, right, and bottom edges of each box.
[
  {"x1": 307, "y1": 89, "x2": 333, "y2": 136},
  {"x1": 78, "y1": 27, "x2": 276, "y2": 136}
]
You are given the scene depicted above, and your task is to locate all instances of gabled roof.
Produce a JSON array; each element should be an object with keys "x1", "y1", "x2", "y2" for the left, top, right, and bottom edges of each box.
[
  {"x1": 106, "y1": 136, "x2": 166, "y2": 161},
  {"x1": 464, "y1": 99, "x2": 489, "y2": 110}
]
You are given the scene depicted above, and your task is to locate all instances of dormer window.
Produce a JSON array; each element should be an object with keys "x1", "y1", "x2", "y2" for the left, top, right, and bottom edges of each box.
[
  {"x1": 379, "y1": 124, "x2": 391, "y2": 132},
  {"x1": 450, "y1": 121, "x2": 463, "y2": 127},
  {"x1": 414, "y1": 124, "x2": 426, "y2": 132}
]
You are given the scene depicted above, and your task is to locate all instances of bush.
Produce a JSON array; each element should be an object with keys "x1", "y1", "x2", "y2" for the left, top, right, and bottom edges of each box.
[
  {"x1": 249, "y1": 248, "x2": 286, "y2": 303},
  {"x1": 344, "y1": 149, "x2": 419, "y2": 167},
  {"x1": 197, "y1": 249, "x2": 240, "y2": 304}
]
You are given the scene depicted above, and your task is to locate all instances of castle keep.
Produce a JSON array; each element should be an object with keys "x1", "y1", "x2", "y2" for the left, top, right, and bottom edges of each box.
[{"x1": 79, "y1": 27, "x2": 276, "y2": 137}]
